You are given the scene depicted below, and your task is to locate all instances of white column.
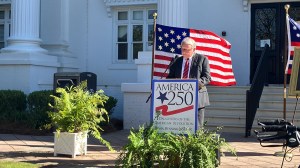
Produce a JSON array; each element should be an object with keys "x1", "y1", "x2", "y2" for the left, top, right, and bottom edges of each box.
[
  {"x1": 40, "y1": 0, "x2": 77, "y2": 71},
  {"x1": 0, "y1": 0, "x2": 58, "y2": 93},
  {"x1": 1, "y1": 0, "x2": 46, "y2": 53},
  {"x1": 157, "y1": 0, "x2": 188, "y2": 27}
]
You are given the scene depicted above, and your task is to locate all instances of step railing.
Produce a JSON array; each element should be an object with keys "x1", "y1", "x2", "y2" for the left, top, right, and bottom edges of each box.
[{"x1": 245, "y1": 44, "x2": 270, "y2": 137}]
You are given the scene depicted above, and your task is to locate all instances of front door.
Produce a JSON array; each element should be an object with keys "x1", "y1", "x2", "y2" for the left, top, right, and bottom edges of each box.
[{"x1": 250, "y1": 2, "x2": 300, "y2": 84}]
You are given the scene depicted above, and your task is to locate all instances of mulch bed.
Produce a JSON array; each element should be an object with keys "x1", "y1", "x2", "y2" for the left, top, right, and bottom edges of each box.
[
  {"x1": 0, "y1": 122, "x2": 52, "y2": 135},
  {"x1": 0, "y1": 119, "x2": 123, "y2": 136}
]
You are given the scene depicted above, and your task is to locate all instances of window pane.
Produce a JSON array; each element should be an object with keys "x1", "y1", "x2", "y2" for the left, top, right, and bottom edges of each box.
[
  {"x1": 118, "y1": 11, "x2": 127, "y2": 20},
  {"x1": 118, "y1": 43, "x2": 128, "y2": 60},
  {"x1": 133, "y1": 43, "x2": 143, "y2": 59},
  {"x1": 0, "y1": 42, "x2": 4, "y2": 49},
  {"x1": 148, "y1": 10, "x2": 157, "y2": 19},
  {"x1": 0, "y1": 25, "x2": 4, "y2": 40},
  {"x1": 289, "y1": 7, "x2": 300, "y2": 21},
  {"x1": 133, "y1": 11, "x2": 143, "y2": 20},
  {"x1": 133, "y1": 25, "x2": 142, "y2": 41},
  {"x1": 254, "y1": 8, "x2": 276, "y2": 51},
  {"x1": 118, "y1": 25, "x2": 127, "y2": 42},
  {"x1": 0, "y1": 11, "x2": 4, "y2": 19},
  {"x1": 148, "y1": 24, "x2": 153, "y2": 46}
]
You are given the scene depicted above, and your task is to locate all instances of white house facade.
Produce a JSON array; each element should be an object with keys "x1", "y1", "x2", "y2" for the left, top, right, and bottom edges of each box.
[{"x1": 0, "y1": 0, "x2": 299, "y2": 120}]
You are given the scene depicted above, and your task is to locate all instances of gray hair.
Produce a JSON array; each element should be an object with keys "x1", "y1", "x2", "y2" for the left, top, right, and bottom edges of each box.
[{"x1": 181, "y1": 37, "x2": 196, "y2": 49}]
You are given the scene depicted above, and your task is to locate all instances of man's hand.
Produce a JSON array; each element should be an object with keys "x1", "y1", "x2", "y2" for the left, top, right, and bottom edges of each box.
[{"x1": 198, "y1": 82, "x2": 204, "y2": 90}]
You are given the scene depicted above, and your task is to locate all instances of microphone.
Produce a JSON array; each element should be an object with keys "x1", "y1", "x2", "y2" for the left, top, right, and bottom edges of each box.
[
  {"x1": 174, "y1": 54, "x2": 181, "y2": 60},
  {"x1": 156, "y1": 54, "x2": 181, "y2": 79},
  {"x1": 146, "y1": 54, "x2": 181, "y2": 103},
  {"x1": 169, "y1": 54, "x2": 181, "y2": 66}
]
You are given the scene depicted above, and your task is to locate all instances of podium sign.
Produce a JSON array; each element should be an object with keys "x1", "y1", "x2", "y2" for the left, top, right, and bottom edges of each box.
[{"x1": 151, "y1": 79, "x2": 198, "y2": 134}]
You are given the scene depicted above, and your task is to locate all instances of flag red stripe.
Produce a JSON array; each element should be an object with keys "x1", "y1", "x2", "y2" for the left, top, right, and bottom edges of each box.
[
  {"x1": 209, "y1": 64, "x2": 234, "y2": 73},
  {"x1": 153, "y1": 71, "x2": 168, "y2": 78},
  {"x1": 190, "y1": 29, "x2": 231, "y2": 47},
  {"x1": 153, "y1": 63, "x2": 169, "y2": 69},
  {"x1": 154, "y1": 55, "x2": 173, "y2": 61},
  {"x1": 291, "y1": 41, "x2": 300, "y2": 46},
  {"x1": 210, "y1": 81, "x2": 236, "y2": 86},
  {"x1": 196, "y1": 46, "x2": 230, "y2": 57},
  {"x1": 194, "y1": 38, "x2": 231, "y2": 49},
  {"x1": 206, "y1": 56, "x2": 232, "y2": 65},
  {"x1": 210, "y1": 72, "x2": 235, "y2": 79}
]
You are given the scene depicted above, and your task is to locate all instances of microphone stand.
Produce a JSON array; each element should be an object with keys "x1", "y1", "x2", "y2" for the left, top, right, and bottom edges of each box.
[{"x1": 145, "y1": 55, "x2": 180, "y2": 103}]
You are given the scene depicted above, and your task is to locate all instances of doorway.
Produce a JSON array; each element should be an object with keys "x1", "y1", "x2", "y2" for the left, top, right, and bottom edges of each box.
[{"x1": 250, "y1": 2, "x2": 300, "y2": 84}]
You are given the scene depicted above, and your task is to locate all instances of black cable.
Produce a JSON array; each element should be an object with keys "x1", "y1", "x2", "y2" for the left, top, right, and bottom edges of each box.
[
  {"x1": 284, "y1": 147, "x2": 299, "y2": 162},
  {"x1": 281, "y1": 146, "x2": 288, "y2": 168}
]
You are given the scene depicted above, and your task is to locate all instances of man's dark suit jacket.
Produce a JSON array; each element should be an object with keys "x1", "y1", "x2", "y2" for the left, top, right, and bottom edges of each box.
[{"x1": 167, "y1": 53, "x2": 211, "y2": 108}]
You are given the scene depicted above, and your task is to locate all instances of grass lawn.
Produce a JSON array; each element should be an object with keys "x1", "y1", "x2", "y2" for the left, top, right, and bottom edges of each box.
[{"x1": 0, "y1": 161, "x2": 40, "y2": 168}]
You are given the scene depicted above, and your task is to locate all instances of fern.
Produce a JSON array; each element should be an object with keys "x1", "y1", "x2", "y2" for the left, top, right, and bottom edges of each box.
[
  {"x1": 48, "y1": 81, "x2": 113, "y2": 151},
  {"x1": 117, "y1": 125, "x2": 236, "y2": 167}
]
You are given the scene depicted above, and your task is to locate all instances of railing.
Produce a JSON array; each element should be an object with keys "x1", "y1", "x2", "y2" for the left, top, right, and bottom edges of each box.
[{"x1": 245, "y1": 44, "x2": 270, "y2": 137}]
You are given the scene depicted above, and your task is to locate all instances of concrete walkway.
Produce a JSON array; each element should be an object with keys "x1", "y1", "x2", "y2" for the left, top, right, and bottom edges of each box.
[{"x1": 0, "y1": 130, "x2": 299, "y2": 168}]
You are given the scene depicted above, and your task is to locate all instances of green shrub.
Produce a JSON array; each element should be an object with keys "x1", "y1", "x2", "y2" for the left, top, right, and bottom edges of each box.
[
  {"x1": 117, "y1": 125, "x2": 236, "y2": 168},
  {"x1": 0, "y1": 87, "x2": 118, "y2": 134},
  {"x1": 27, "y1": 90, "x2": 53, "y2": 129},
  {"x1": 98, "y1": 96, "x2": 118, "y2": 127},
  {"x1": 103, "y1": 96, "x2": 118, "y2": 116},
  {"x1": 0, "y1": 90, "x2": 27, "y2": 121}
]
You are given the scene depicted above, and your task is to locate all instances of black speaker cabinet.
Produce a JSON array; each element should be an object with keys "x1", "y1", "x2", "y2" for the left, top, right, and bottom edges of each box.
[{"x1": 53, "y1": 72, "x2": 97, "y2": 93}]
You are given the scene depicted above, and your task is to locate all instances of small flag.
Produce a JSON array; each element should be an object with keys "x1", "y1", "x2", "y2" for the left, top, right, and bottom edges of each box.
[
  {"x1": 285, "y1": 15, "x2": 300, "y2": 74},
  {"x1": 153, "y1": 24, "x2": 236, "y2": 86}
]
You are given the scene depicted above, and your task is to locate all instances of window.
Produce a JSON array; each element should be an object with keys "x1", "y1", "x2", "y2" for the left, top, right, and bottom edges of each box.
[
  {"x1": 114, "y1": 7, "x2": 157, "y2": 63},
  {"x1": 0, "y1": 5, "x2": 10, "y2": 49}
]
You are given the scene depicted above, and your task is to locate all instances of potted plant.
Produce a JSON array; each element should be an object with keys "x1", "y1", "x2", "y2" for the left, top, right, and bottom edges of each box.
[
  {"x1": 117, "y1": 125, "x2": 236, "y2": 168},
  {"x1": 48, "y1": 81, "x2": 113, "y2": 158}
]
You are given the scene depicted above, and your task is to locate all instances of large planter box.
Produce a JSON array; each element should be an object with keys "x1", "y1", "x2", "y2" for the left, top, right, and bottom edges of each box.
[{"x1": 53, "y1": 132, "x2": 87, "y2": 158}]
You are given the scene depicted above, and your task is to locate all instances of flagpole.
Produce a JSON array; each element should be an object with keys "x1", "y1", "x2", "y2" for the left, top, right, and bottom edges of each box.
[
  {"x1": 273, "y1": 4, "x2": 292, "y2": 157},
  {"x1": 150, "y1": 13, "x2": 157, "y2": 84},
  {"x1": 146, "y1": 13, "x2": 157, "y2": 103},
  {"x1": 284, "y1": 4, "x2": 290, "y2": 120}
]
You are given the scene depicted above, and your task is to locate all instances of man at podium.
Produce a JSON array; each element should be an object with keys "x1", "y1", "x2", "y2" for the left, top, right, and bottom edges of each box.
[{"x1": 167, "y1": 37, "x2": 211, "y2": 128}]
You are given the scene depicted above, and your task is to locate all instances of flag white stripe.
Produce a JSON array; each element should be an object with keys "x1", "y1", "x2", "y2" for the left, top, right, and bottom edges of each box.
[
  {"x1": 210, "y1": 69, "x2": 234, "y2": 76},
  {"x1": 154, "y1": 59, "x2": 171, "y2": 65},
  {"x1": 154, "y1": 67, "x2": 169, "y2": 73},
  {"x1": 196, "y1": 51, "x2": 232, "y2": 61},
  {"x1": 285, "y1": 15, "x2": 292, "y2": 74},
  {"x1": 190, "y1": 33, "x2": 222, "y2": 41},
  {"x1": 196, "y1": 42, "x2": 230, "y2": 53},
  {"x1": 154, "y1": 51, "x2": 175, "y2": 57},
  {"x1": 208, "y1": 60, "x2": 233, "y2": 69},
  {"x1": 211, "y1": 77, "x2": 237, "y2": 83}
]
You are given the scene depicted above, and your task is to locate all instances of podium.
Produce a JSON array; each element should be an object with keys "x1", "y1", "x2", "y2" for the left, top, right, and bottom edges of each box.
[{"x1": 151, "y1": 79, "x2": 198, "y2": 134}]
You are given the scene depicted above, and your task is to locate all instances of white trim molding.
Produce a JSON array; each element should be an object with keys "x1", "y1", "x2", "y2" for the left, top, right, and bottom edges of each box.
[
  {"x1": 103, "y1": 0, "x2": 157, "y2": 17},
  {"x1": 243, "y1": 0, "x2": 249, "y2": 12},
  {"x1": 0, "y1": 0, "x2": 10, "y2": 5}
]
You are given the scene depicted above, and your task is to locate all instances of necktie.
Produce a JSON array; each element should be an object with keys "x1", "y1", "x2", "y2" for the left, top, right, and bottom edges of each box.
[{"x1": 182, "y1": 58, "x2": 189, "y2": 79}]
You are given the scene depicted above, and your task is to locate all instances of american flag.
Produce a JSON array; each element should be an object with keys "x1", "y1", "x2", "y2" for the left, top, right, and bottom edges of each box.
[
  {"x1": 285, "y1": 16, "x2": 300, "y2": 74},
  {"x1": 153, "y1": 24, "x2": 236, "y2": 86}
]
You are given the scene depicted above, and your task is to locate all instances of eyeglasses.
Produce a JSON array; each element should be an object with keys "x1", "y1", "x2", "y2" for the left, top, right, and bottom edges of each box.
[{"x1": 182, "y1": 48, "x2": 193, "y2": 52}]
